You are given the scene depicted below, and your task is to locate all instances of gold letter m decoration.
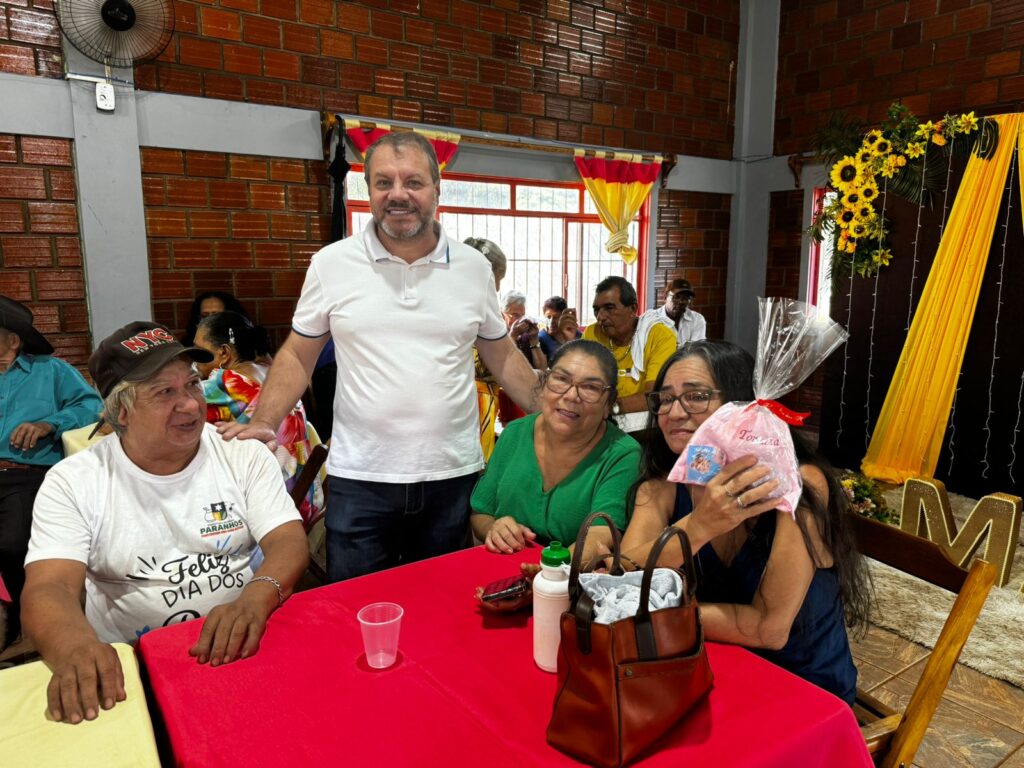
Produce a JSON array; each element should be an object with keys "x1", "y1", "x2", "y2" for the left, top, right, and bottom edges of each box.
[{"x1": 900, "y1": 478, "x2": 1021, "y2": 589}]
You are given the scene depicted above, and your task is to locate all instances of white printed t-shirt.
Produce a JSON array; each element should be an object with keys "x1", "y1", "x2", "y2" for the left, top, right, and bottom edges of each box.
[
  {"x1": 291, "y1": 221, "x2": 508, "y2": 483},
  {"x1": 26, "y1": 424, "x2": 300, "y2": 644}
]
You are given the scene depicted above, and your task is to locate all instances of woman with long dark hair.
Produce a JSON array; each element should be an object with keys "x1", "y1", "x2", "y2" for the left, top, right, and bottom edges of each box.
[{"x1": 620, "y1": 340, "x2": 870, "y2": 705}]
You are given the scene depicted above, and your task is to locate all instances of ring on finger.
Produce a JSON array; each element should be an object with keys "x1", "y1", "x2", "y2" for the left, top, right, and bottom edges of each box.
[
  {"x1": 724, "y1": 488, "x2": 736, "y2": 499},
  {"x1": 735, "y1": 494, "x2": 745, "y2": 509}
]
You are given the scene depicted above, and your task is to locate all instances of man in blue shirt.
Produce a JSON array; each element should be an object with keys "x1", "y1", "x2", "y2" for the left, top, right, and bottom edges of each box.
[{"x1": 0, "y1": 296, "x2": 101, "y2": 649}]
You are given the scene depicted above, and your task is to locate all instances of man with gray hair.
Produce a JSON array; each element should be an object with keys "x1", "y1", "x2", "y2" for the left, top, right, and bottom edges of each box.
[
  {"x1": 220, "y1": 131, "x2": 539, "y2": 583},
  {"x1": 22, "y1": 321, "x2": 308, "y2": 724}
]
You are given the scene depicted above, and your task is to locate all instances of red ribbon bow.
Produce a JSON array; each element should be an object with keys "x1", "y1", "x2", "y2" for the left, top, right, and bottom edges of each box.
[{"x1": 747, "y1": 399, "x2": 811, "y2": 426}]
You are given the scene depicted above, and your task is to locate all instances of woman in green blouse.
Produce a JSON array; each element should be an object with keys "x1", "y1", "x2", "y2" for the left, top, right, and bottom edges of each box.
[{"x1": 470, "y1": 340, "x2": 641, "y2": 560}]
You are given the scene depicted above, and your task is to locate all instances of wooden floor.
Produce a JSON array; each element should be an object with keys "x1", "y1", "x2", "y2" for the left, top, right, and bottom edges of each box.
[
  {"x1": 851, "y1": 624, "x2": 1024, "y2": 767},
  {"x1": 4, "y1": 619, "x2": 1022, "y2": 766}
]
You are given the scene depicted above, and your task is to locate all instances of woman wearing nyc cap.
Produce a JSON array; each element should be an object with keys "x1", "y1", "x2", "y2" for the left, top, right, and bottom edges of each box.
[
  {"x1": 470, "y1": 340, "x2": 641, "y2": 562},
  {"x1": 620, "y1": 341, "x2": 869, "y2": 704}
]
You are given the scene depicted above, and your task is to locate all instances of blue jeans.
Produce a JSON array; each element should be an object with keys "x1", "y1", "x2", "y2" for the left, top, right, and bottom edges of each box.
[{"x1": 325, "y1": 473, "x2": 477, "y2": 583}]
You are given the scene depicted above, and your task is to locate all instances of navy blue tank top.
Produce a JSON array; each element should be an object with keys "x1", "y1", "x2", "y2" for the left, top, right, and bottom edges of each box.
[{"x1": 671, "y1": 485, "x2": 857, "y2": 705}]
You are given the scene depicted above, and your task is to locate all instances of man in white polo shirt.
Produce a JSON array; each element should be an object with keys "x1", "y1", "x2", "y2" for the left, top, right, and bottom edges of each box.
[
  {"x1": 220, "y1": 132, "x2": 539, "y2": 582},
  {"x1": 652, "y1": 278, "x2": 707, "y2": 346}
]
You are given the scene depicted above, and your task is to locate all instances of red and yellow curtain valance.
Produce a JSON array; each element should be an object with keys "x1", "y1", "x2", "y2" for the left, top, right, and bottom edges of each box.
[
  {"x1": 574, "y1": 149, "x2": 662, "y2": 265},
  {"x1": 343, "y1": 119, "x2": 461, "y2": 170}
]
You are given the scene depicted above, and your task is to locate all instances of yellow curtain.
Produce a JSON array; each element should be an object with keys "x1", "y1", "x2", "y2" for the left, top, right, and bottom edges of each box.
[
  {"x1": 574, "y1": 149, "x2": 661, "y2": 265},
  {"x1": 862, "y1": 114, "x2": 1022, "y2": 483}
]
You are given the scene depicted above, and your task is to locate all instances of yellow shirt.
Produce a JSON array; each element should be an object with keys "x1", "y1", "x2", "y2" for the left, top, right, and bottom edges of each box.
[{"x1": 583, "y1": 321, "x2": 678, "y2": 398}]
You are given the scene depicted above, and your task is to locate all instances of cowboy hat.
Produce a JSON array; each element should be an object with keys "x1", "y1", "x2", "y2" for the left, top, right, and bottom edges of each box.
[{"x1": 0, "y1": 296, "x2": 54, "y2": 355}]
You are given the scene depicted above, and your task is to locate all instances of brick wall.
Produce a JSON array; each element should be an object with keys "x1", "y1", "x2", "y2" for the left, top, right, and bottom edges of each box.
[
  {"x1": 0, "y1": 0, "x2": 63, "y2": 78},
  {"x1": 767, "y1": 189, "x2": 826, "y2": 442},
  {"x1": 133, "y1": 0, "x2": 739, "y2": 158},
  {"x1": 141, "y1": 147, "x2": 329, "y2": 348},
  {"x1": 652, "y1": 190, "x2": 730, "y2": 338},
  {"x1": 0, "y1": 134, "x2": 91, "y2": 368},
  {"x1": 766, "y1": 189, "x2": 803, "y2": 300},
  {"x1": 776, "y1": 0, "x2": 1022, "y2": 155}
]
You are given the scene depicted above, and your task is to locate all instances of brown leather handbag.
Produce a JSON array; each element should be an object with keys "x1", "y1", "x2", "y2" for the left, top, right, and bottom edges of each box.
[{"x1": 546, "y1": 512, "x2": 714, "y2": 768}]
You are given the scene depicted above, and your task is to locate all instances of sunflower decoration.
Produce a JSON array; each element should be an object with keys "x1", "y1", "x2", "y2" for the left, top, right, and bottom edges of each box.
[
  {"x1": 809, "y1": 102, "x2": 995, "y2": 283},
  {"x1": 837, "y1": 208, "x2": 857, "y2": 228},
  {"x1": 830, "y1": 156, "x2": 866, "y2": 192}
]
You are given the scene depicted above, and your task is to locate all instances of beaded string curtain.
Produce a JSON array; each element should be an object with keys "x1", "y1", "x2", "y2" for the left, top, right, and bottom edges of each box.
[{"x1": 862, "y1": 113, "x2": 1023, "y2": 483}]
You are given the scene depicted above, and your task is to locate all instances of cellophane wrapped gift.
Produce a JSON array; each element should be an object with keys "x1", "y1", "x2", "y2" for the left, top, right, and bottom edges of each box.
[{"x1": 667, "y1": 298, "x2": 848, "y2": 517}]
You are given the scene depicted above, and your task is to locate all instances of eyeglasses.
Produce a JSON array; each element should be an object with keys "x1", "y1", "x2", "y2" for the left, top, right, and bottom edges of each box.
[
  {"x1": 544, "y1": 370, "x2": 611, "y2": 404},
  {"x1": 645, "y1": 389, "x2": 721, "y2": 415}
]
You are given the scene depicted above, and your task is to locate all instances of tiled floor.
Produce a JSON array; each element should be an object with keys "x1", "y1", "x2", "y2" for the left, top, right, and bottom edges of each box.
[{"x1": 850, "y1": 624, "x2": 1024, "y2": 768}]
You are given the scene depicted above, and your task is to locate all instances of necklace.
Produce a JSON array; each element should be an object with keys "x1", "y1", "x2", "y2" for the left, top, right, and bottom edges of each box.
[{"x1": 609, "y1": 331, "x2": 635, "y2": 364}]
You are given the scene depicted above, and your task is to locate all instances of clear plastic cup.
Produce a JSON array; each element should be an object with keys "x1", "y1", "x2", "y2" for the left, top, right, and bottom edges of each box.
[{"x1": 357, "y1": 602, "x2": 403, "y2": 669}]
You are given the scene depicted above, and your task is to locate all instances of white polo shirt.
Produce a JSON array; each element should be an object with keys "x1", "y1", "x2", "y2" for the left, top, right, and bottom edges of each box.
[
  {"x1": 292, "y1": 221, "x2": 507, "y2": 483},
  {"x1": 653, "y1": 304, "x2": 707, "y2": 346}
]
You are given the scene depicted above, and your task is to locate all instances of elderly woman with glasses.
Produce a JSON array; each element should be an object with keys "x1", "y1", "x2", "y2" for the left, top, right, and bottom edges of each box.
[
  {"x1": 619, "y1": 341, "x2": 869, "y2": 704},
  {"x1": 470, "y1": 339, "x2": 641, "y2": 560}
]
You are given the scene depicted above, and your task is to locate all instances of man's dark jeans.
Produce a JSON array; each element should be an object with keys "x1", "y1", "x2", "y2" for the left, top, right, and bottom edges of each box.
[
  {"x1": 325, "y1": 473, "x2": 477, "y2": 583},
  {"x1": 0, "y1": 468, "x2": 46, "y2": 647}
]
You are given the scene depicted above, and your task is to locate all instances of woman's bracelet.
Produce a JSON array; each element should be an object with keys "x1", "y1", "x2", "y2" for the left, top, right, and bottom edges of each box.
[{"x1": 248, "y1": 575, "x2": 285, "y2": 607}]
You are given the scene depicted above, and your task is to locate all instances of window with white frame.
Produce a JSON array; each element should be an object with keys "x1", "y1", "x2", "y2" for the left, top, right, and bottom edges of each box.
[{"x1": 346, "y1": 168, "x2": 646, "y2": 326}]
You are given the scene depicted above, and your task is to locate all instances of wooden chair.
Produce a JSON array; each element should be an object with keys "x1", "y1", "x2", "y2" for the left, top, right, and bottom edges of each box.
[
  {"x1": 290, "y1": 442, "x2": 328, "y2": 513},
  {"x1": 848, "y1": 512, "x2": 997, "y2": 768},
  {"x1": 291, "y1": 443, "x2": 329, "y2": 583}
]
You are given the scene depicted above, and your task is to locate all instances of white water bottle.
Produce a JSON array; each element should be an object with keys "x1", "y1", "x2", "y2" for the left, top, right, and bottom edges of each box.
[{"x1": 533, "y1": 541, "x2": 571, "y2": 673}]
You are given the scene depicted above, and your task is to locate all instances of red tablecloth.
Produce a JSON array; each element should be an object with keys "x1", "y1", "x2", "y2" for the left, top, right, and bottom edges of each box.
[{"x1": 139, "y1": 546, "x2": 873, "y2": 768}]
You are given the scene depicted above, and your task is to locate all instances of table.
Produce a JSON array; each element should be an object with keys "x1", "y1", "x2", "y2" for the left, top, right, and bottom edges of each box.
[
  {"x1": 140, "y1": 546, "x2": 873, "y2": 767},
  {"x1": 0, "y1": 643, "x2": 160, "y2": 767}
]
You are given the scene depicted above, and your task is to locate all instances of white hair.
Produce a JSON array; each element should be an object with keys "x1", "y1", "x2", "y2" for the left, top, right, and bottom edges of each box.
[
  {"x1": 101, "y1": 380, "x2": 139, "y2": 437},
  {"x1": 501, "y1": 290, "x2": 527, "y2": 312},
  {"x1": 99, "y1": 359, "x2": 200, "y2": 436}
]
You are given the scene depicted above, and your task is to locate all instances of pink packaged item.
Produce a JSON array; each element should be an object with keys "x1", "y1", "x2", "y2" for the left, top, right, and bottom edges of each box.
[{"x1": 667, "y1": 298, "x2": 848, "y2": 517}]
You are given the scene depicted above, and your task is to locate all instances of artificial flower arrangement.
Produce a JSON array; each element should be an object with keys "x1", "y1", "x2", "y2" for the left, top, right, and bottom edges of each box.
[
  {"x1": 838, "y1": 470, "x2": 898, "y2": 525},
  {"x1": 809, "y1": 102, "x2": 996, "y2": 281}
]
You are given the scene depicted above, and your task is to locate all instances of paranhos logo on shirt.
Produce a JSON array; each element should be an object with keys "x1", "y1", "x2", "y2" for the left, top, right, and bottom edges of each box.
[{"x1": 200, "y1": 501, "x2": 244, "y2": 537}]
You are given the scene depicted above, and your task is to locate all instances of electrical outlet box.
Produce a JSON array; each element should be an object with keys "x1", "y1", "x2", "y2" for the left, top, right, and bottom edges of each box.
[{"x1": 96, "y1": 82, "x2": 115, "y2": 111}]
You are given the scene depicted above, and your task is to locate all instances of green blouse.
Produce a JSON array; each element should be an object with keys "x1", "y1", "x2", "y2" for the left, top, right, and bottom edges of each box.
[{"x1": 471, "y1": 412, "x2": 641, "y2": 544}]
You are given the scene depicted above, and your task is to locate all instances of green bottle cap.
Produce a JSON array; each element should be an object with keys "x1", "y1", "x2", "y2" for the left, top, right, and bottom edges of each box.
[{"x1": 541, "y1": 541, "x2": 571, "y2": 567}]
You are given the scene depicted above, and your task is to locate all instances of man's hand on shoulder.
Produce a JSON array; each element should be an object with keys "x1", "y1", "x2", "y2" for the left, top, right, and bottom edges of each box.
[
  {"x1": 188, "y1": 584, "x2": 276, "y2": 667},
  {"x1": 46, "y1": 639, "x2": 126, "y2": 724},
  {"x1": 215, "y1": 420, "x2": 279, "y2": 451}
]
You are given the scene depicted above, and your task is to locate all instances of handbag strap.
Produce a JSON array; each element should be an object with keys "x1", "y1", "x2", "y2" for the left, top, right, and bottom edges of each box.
[
  {"x1": 567, "y1": 511, "x2": 623, "y2": 601},
  {"x1": 634, "y1": 526, "x2": 698, "y2": 660},
  {"x1": 567, "y1": 512, "x2": 623, "y2": 656}
]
